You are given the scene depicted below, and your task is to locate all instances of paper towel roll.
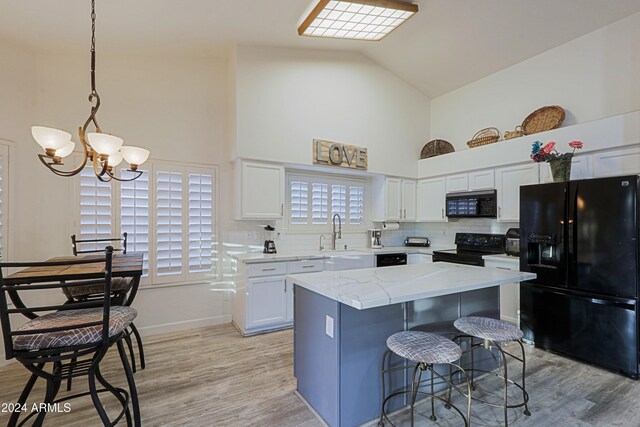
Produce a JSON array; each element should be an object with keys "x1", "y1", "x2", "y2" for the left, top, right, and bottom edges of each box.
[{"x1": 382, "y1": 222, "x2": 400, "y2": 231}]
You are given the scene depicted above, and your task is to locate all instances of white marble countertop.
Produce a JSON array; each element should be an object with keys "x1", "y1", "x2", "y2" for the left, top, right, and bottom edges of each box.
[
  {"x1": 482, "y1": 254, "x2": 520, "y2": 263},
  {"x1": 287, "y1": 262, "x2": 535, "y2": 310},
  {"x1": 231, "y1": 246, "x2": 452, "y2": 264}
]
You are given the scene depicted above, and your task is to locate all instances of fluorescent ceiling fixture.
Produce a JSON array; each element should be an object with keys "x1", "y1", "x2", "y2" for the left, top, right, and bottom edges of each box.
[{"x1": 298, "y1": 0, "x2": 418, "y2": 41}]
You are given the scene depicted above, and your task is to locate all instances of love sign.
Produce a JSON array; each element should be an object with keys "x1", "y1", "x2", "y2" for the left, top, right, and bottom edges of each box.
[{"x1": 313, "y1": 139, "x2": 368, "y2": 170}]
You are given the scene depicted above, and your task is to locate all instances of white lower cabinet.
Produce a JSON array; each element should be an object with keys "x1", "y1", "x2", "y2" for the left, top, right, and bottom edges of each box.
[
  {"x1": 234, "y1": 259, "x2": 322, "y2": 335},
  {"x1": 246, "y1": 276, "x2": 288, "y2": 330},
  {"x1": 484, "y1": 257, "x2": 520, "y2": 325}
]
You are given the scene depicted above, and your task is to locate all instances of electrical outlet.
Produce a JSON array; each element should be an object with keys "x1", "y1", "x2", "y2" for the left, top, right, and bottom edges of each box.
[{"x1": 325, "y1": 315, "x2": 334, "y2": 338}]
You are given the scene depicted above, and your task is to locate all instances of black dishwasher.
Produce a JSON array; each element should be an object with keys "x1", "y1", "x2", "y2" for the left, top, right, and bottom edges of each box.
[{"x1": 376, "y1": 253, "x2": 407, "y2": 268}]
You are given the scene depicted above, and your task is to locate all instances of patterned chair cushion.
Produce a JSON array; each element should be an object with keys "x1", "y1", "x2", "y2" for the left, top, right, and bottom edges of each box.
[
  {"x1": 387, "y1": 331, "x2": 462, "y2": 364},
  {"x1": 13, "y1": 306, "x2": 137, "y2": 351},
  {"x1": 62, "y1": 277, "x2": 132, "y2": 299},
  {"x1": 454, "y1": 316, "x2": 524, "y2": 343}
]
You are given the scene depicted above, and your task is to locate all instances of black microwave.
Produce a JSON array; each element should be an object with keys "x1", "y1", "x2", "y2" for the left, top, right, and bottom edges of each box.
[{"x1": 445, "y1": 190, "x2": 497, "y2": 218}]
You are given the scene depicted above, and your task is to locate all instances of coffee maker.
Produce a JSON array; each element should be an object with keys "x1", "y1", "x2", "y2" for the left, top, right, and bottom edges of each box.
[
  {"x1": 262, "y1": 225, "x2": 277, "y2": 254},
  {"x1": 368, "y1": 228, "x2": 383, "y2": 248}
]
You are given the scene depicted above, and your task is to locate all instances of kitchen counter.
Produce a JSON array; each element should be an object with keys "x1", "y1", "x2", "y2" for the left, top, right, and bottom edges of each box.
[
  {"x1": 231, "y1": 246, "x2": 452, "y2": 264},
  {"x1": 292, "y1": 263, "x2": 536, "y2": 426},
  {"x1": 483, "y1": 253, "x2": 520, "y2": 263},
  {"x1": 288, "y1": 262, "x2": 534, "y2": 310}
]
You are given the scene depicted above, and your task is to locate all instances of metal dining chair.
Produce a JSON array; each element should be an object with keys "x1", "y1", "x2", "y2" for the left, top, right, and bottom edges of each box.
[
  {"x1": 66, "y1": 233, "x2": 146, "y2": 376},
  {"x1": 0, "y1": 247, "x2": 141, "y2": 426}
]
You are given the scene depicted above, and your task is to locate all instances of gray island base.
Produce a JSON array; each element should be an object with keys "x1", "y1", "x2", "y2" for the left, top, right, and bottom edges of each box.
[{"x1": 288, "y1": 263, "x2": 536, "y2": 427}]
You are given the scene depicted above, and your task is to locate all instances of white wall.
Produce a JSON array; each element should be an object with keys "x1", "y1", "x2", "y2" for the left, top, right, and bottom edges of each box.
[
  {"x1": 0, "y1": 45, "x2": 233, "y2": 349},
  {"x1": 235, "y1": 46, "x2": 431, "y2": 178},
  {"x1": 431, "y1": 12, "x2": 640, "y2": 150}
]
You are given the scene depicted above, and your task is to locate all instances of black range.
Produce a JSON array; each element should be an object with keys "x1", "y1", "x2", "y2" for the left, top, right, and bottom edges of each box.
[{"x1": 432, "y1": 233, "x2": 506, "y2": 267}]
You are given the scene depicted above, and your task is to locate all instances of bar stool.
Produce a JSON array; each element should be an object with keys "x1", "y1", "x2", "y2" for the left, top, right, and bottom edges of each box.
[
  {"x1": 453, "y1": 316, "x2": 530, "y2": 426},
  {"x1": 379, "y1": 331, "x2": 472, "y2": 427}
]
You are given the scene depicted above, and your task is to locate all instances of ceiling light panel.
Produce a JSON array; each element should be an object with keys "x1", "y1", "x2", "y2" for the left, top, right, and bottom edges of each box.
[{"x1": 299, "y1": 0, "x2": 418, "y2": 41}]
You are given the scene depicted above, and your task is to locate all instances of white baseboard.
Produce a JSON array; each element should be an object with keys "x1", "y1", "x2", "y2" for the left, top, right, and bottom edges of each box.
[{"x1": 137, "y1": 314, "x2": 232, "y2": 337}]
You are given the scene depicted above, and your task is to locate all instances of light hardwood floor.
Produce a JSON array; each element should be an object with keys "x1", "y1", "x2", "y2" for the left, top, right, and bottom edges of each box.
[{"x1": 1, "y1": 323, "x2": 639, "y2": 426}]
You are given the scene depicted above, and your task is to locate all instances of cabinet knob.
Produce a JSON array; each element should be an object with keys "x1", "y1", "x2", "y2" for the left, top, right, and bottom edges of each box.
[{"x1": 441, "y1": 208, "x2": 444, "y2": 219}]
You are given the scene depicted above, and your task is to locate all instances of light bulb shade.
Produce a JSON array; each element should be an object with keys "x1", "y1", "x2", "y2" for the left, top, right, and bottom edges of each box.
[
  {"x1": 32, "y1": 126, "x2": 72, "y2": 151},
  {"x1": 55, "y1": 140, "x2": 76, "y2": 158},
  {"x1": 121, "y1": 146, "x2": 150, "y2": 166},
  {"x1": 108, "y1": 151, "x2": 123, "y2": 167},
  {"x1": 87, "y1": 132, "x2": 123, "y2": 156}
]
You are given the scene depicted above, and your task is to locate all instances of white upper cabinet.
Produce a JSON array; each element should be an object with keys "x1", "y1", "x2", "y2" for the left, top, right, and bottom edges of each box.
[
  {"x1": 446, "y1": 174, "x2": 468, "y2": 193},
  {"x1": 468, "y1": 170, "x2": 495, "y2": 190},
  {"x1": 592, "y1": 146, "x2": 640, "y2": 178},
  {"x1": 378, "y1": 177, "x2": 415, "y2": 221},
  {"x1": 539, "y1": 155, "x2": 592, "y2": 183},
  {"x1": 237, "y1": 161, "x2": 285, "y2": 219},
  {"x1": 385, "y1": 178, "x2": 403, "y2": 221},
  {"x1": 495, "y1": 163, "x2": 539, "y2": 222},
  {"x1": 402, "y1": 180, "x2": 417, "y2": 221},
  {"x1": 417, "y1": 177, "x2": 447, "y2": 222}
]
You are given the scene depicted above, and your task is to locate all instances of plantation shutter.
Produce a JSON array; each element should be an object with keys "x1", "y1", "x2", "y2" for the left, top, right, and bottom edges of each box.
[
  {"x1": 312, "y1": 183, "x2": 328, "y2": 224},
  {"x1": 290, "y1": 180, "x2": 309, "y2": 225},
  {"x1": 156, "y1": 171, "x2": 183, "y2": 277},
  {"x1": 188, "y1": 172, "x2": 213, "y2": 273},
  {"x1": 79, "y1": 167, "x2": 113, "y2": 252},
  {"x1": 349, "y1": 185, "x2": 365, "y2": 225},
  {"x1": 331, "y1": 184, "x2": 346, "y2": 219},
  {"x1": 121, "y1": 169, "x2": 150, "y2": 276}
]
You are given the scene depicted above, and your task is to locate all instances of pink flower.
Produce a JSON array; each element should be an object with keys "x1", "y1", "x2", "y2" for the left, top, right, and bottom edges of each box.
[
  {"x1": 541, "y1": 142, "x2": 556, "y2": 155},
  {"x1": 569, "y1": 140, "x2": 583, "y2": 149}
]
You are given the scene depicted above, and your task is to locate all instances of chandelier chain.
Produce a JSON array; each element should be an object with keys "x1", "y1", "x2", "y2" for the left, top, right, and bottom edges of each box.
[{"x1": 90, "y1": 0, "x2": 97, "y2": 94}]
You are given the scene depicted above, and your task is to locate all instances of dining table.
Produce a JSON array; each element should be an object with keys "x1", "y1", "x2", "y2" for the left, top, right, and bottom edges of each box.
[{"x1": 3, "y1": 252, "x2": 144, "y2": 318}]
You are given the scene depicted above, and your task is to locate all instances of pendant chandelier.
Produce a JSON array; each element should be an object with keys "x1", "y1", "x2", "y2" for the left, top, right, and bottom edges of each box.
[{"x1": 31, "y1": 0, "x2": 149, "y2": 182}]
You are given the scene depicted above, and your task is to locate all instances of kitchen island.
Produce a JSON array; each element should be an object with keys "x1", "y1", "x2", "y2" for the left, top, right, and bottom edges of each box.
[{"x1": 287, "y1": 262, "x2": 535, "y2": 427}]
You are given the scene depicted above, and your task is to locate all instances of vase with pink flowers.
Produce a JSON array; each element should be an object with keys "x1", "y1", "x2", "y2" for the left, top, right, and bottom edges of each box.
[{"x1": 530, "y1": 140, "x2": 584, "y2": 182}]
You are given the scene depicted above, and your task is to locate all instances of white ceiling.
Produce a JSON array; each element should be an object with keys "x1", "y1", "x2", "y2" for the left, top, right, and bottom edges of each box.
[{"x1": 1, "y1": 0, "x2": 639, "y2": 98}]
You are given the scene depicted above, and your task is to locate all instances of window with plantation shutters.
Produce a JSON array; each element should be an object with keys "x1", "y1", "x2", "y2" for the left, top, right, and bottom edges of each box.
[
  {"x1": 349, "y1": 185, "x2": 365, "y2": 225},
  {"x1": 120, "y1": 170, "x2": 150, "y2": 276},
  {"x1": 312, "y1": 183, "x2": 328, "y2": 224},
  {"x1": 79, "y1": 167, "x2": 113, "y2": 252},
  {"x1": 156, "y1": 171, "x2": 183, "y2": 277},
  {"x1": 287, "y1": 173, "x2": 368, "y2": 230},
  {"x1": 76, "y1": 160, "x2": 217, "y2": 285},
  {"x1": 188, "y1": 172, "x2": 213, "y2": 273},
  {"x1": 290, "y1": 180, "x2": 308, "y2": 225}
]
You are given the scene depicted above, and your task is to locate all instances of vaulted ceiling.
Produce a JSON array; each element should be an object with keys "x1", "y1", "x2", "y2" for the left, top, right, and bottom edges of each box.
[{"x1": 1, "y1": 0, "x2": 639, "y2": 97}]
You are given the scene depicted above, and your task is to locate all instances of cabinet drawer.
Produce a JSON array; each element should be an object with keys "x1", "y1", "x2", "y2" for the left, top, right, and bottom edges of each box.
[
  {"x1": 247, "y1": 262, "x2": 287, "y2": 278},
  {"x1": 288, "y1": 259, "x2": 324, "y2": 274}
]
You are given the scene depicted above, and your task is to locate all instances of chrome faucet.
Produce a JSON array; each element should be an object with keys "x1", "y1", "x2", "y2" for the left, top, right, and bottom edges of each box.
[
  {"x1": 331, "y1": 213, "x2": 342, "y2": 250},
  {"x1": 319, "y1": 234, "x2": 326, "y2": 251}
]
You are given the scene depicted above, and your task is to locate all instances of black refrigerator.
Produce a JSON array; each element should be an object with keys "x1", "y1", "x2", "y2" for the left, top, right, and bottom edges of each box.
[{"x1": 519, "y1": 175, "x2": 639, "y2": 378}]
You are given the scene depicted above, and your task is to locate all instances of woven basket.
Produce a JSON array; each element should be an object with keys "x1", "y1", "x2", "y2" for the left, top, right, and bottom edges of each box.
[
  {"x1": 467, "y1": 127, "x2": 500, "y2": 148},
  {"x1": 504, "y1": 126, "x2": 524, "y2": 140},
  {"x1": 420, "y1": 139, "x2": 454, "y2": 159},
  {"x1": 522, "y1": 106, "x2": 565, "y2": 135}
]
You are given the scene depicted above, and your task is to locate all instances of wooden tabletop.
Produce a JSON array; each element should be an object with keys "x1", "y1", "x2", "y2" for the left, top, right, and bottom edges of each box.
[{"x1": 4, "y1": 252, "x2": 144, "y2": 284}]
